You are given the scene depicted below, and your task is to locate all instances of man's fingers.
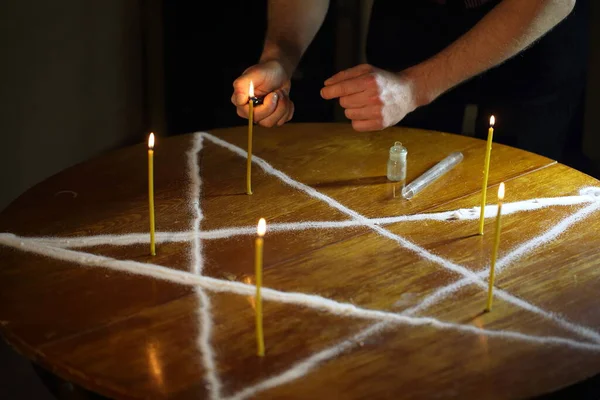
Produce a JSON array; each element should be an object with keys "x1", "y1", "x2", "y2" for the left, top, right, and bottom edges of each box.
[
  {"x1": 252, "y1": 92, "x2": 279, "y2": 122},
  {"x1": 321, "y1": 74, "x2": 374, "y2": 100},
  {"x1": 237, "y1": 105, "x2": 248, "y2": 119},
  {"x1": 324, "y1": 64, "x2": 374, "y2": 86},
  {"x1": 338, "y1": 90, "x2": 380, "y2": 109},
  {"x1": 258, "y1": 92, "x2": 289, "y2": 127},
  {"x1": 351, "y1": 119, "x2": 384, "y2": 132},
  {"x1": 277, "y1": 100, "x2": 294, "y2": 126},
  {"x1": 344, "y1": 106, "x2": 382, "y2": 121},
  {"x1": 232, "y1": 70, "x2": 270, "y2": 106},
  {"x1": 232, "y1": 75, "x2": 254, "y2": 106},
  {"x1": 231, "y1": 90, "x2": 249, "y2": 107},
  {"x1": 235, "y1": 90, "x2": 284, "y2": 122}
]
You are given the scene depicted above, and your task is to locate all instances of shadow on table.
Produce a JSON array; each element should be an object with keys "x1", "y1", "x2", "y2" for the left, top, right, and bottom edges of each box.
[
  {"x1": 28, "y1": 350, "x2": 600, "y2": 399},
  {"x1": 532, "y1": 373, "x2": 600, "y2": 399},
  {"x1": 32, "y1": 363, "x2": 110, "y2": 400}
]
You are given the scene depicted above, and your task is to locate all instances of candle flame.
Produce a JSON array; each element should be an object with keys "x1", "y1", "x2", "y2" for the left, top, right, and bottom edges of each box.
[
  {"x1": 249, "y1": 81, "x2": 254, "y2": 98},
  {"x1": 498, "y1": 182, "x2": 505, "y2": 201},
  {"x1": 489, "y1": 116, "x2": 495, "y2": 126},
  {"x1": 257, "y1": 218, "x2": 266, "y2": 236},
  {"x1": 148, "y1": 132, "x2": 155, "y2": 149}
]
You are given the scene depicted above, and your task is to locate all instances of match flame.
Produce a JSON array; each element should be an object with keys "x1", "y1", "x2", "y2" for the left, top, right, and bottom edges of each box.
[
  {"x1": 148, "y1": 132, "x2": 155, "y2": 149},
  {"x1": 489, "y1": 116, "x2": 495, "y2": 126},
  {"x1": 498, "y1": 182, "x2": 505, "y2": 201},
  {"x1": 249, "y1": 80, "x2": 254, "y2": 98},
  {"x1": 257, "y1": 218, "x2": 266, "y2": 237}
]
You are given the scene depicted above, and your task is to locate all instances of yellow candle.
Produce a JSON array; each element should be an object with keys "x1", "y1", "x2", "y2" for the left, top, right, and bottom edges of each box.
[
  {"x1": 247, "y1": 81, "x2": 254, "y2": 195},
  {"x1": 255, "y1": 217, "x2": 266, "y2": 356},
  {"x1": 485, "y1": 182, "x2": 504, "y2": 312},
  {"x1": 148, "y1": 133, "x2": 156, "y2": 256},
  {"x1": 479, "y1": 116, "x2": 495, "y2": 235}
]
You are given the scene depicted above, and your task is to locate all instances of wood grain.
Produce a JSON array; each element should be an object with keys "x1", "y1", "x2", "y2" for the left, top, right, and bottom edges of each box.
[{"x1": 0, "y1": 122, "x2": 599, "y2": 399}]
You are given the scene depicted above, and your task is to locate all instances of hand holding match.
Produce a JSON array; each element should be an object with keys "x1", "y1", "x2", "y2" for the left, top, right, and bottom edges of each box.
[{"x1": 231, "y1": 60, "x2": 294, "y2": 127}]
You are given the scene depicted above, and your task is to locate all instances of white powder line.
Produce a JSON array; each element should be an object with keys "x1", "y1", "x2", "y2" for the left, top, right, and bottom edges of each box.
[
  {"x1": 201, "y1": 133, "x2": 600, "y2": 398},
  {"x1": 2, "y1": 234, "x2": 598, "y2": 354},
  {"x1": 404, "y1": 201, "x2": 600, "y2": 320},
  {"x1": 234, "y1": 200, "x2": 600, "y2": 399},
  {"x1": 203, "y1": 132, "x2": 600, "y2": 345},
  {"x1": 227, "y1": 187, "x2": 600, "y2": 400},
  {"x1": 189, "y1": 133, "x2": 205, "y2": 275},
  {"x1": 195, "y1": 288, "x2": 221, "y2": 400},
  {"x1": 201, "y1": 132, "x2": 366, "y2": 223},
  {"x1": 23, "y1": 191, "x2": 600, "y2": 249},
  {"x1": 2, "y1": 129, "x2": 598, "y2": 399},
  {"x1": 188, "y1": 134, "x2": 223, "y2": 400},
  {"x1": 225, "y1": 322, "x2": 388, "y2": 400},
  {"x1": 369, "y1": 221, "x2": 600, "y2": 344}
]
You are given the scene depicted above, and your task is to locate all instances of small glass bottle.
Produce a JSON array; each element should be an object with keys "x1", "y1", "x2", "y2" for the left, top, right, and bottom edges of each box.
[{"x1": 387, "y1": 141, "x2": 407, "y2": 186}]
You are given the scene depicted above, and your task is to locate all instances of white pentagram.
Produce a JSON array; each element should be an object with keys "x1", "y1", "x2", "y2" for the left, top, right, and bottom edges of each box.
[{"x1": 1, "y1": 131, "x2": 600, "y2": 400}]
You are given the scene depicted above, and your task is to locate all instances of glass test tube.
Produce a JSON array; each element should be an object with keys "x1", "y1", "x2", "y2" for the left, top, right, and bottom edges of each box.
[{"x1": 401, "y1": 151, "x2": 464, "y2": 200}]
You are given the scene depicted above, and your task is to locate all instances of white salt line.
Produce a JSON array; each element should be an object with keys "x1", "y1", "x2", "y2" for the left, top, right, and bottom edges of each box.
[
  {"x1": 227, "y1": 300, "x2": 600, "y2": 400},
  {"x1": 202, "y1": 133, "x2": 367, "y2": 223},
  {"x1": 404, "y1": 201, "x2": 600, "y2": 324},
  {"x1": 30, "y1": 231, "x2": 191, "y2": 248},
  {"x1": 495, "y1": 201, "x2": 600, "y2": 274},
  {"x1": 246, "y1": 193, "x2": 600, "y2": 400},
  {"x1": 235, "y1": 196, "x2": 600, "y2": 399},
  {"x1": 207, "y1": 132, "x2": 600, "y2": 400},
  {"x1": 22, "y1": 190, "x2": 600, "y2": 249},
  {"x1": 374, "y1": 193, "x2": 599, "y2": 223},
  {"x1": 196, "y1": 288, "x2": 221, "y2": 400},
  {"x1": 2, "y1": 234, "x2": 598, "y2": 355},
  {"x1": 188, "y1": 133, "x2": 223, "y2": 400},
  {"x1": 226, "y1": 312, "x2": 600, "y2": 400},
  {"x1": 225, "y1": 322, "x2": 388, "y2": 400},
  {"x1": 189, "y1": 133, "x2": 205, "y2": 275},
  {"x1": 203, "y1": 132, "x2": 600, "y2": 345},
  {"x1": 228, "y1": 192, "x2": 600, "y2": 400},
  {"x1": 364, "y1": 223, "x2": 600, "y2": 344}
]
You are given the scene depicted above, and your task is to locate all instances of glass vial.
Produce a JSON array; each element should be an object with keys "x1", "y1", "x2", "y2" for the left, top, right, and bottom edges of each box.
[{"x1": 387, "y1": 141, "x2": 407, "y2": 185}]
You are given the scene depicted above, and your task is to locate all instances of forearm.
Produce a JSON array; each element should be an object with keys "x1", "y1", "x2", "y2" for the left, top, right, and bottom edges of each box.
[
  {"x1": 260, "y1": 0, "x2": 329, "y2": 78},
  {"x1": 410, "y1": 0, "x2": 576, "y2": 106}
]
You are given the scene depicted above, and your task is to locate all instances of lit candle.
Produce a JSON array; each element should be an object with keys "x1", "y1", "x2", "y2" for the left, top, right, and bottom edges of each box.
[
  {"x1": 255, "y1": 217, "x2": 266, "y2": 356},
  {"x1": 148, "y1": 133, "x2": 156, "y2": 256},
  {"x1": 485, "y1": 182, "x2": 504, "y2": 312},
  {"x1": 247, "y1": 81, "x2": 255, "y2": 195},
  {"x1": 479, "y1": 116, "x2": 495, "y2": 235}
]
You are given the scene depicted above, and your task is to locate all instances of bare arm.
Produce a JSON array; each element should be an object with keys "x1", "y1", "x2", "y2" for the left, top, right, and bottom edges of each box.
[
  {"x1": 320, "y1": 0, "x2": 577, "y2": 132},
  {"x1": 410, "y1": 0, "x2": 577, "y2": 106},
  {"x1": 231, "y1": 0, "x2": 329, "y2": 127},
  {"x1": 259, "y1": 0, "x2": 330, "y2": 78}
]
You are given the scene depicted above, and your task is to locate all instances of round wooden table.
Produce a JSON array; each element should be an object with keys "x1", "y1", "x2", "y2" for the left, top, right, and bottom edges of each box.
[{"x1": 1, "y1": 122, "x2": 600, "y2": 399}]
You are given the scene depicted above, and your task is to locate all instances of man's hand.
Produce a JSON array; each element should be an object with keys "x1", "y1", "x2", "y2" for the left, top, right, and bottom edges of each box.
[
  {"x1": 231, "y1": 60, "x2": 294, "y2": 127},
  {"x1": 321, "y1": 64, "x2": 421, "y2": 132}
]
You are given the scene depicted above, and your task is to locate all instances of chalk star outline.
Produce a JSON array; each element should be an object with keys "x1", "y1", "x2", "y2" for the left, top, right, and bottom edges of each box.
[{"x1": 1, "y1": 131, "x2": 600, "y2": 400}]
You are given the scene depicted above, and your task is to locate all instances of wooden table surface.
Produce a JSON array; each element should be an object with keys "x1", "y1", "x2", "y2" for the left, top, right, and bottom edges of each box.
[{"x1": 1, "y1": 122, "x2": 600, "y2": 399}]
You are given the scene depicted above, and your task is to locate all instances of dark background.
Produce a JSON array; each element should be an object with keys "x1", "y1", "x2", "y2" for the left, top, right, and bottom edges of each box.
[
  {"x1": 160, "y1": 0, "x2": 342, "y2": 135},
  {"x1": 0, "y1": 1, "x2": 600, "y2": 398},
  {"x1": 2, "y1": 0, "x2": 600, "y2": 213}
]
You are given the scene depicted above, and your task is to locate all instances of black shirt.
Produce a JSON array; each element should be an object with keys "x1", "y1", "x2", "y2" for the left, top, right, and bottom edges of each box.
[{"x1": 366, "y1": 0, "x2": 590, "y2": 102}]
